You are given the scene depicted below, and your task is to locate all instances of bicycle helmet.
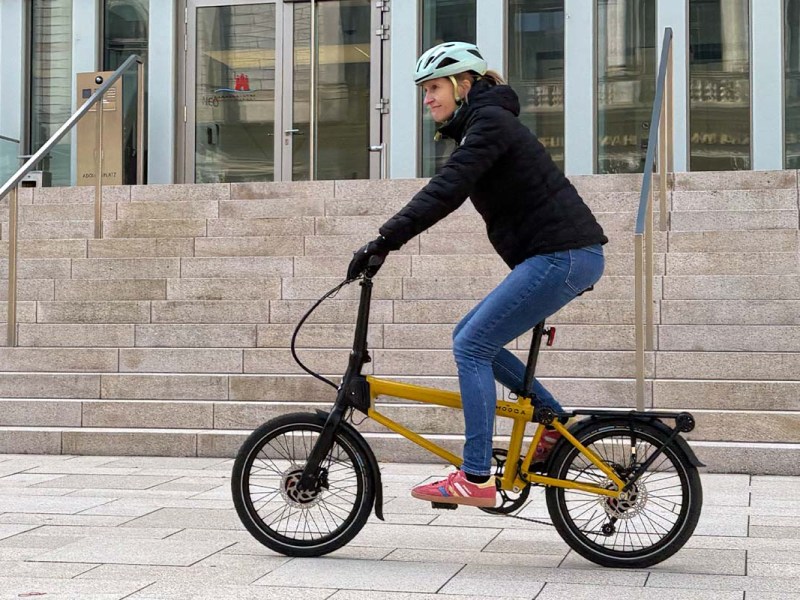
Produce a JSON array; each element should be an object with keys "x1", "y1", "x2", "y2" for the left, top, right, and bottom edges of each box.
[{"x1": 414, "y1": 41, "x2": 488, "y2": 85}]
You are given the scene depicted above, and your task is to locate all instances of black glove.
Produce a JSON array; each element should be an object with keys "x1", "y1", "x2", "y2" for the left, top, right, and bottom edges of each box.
[{"x1": 347, "y1": 236, "x2": 392, "y2": 280}]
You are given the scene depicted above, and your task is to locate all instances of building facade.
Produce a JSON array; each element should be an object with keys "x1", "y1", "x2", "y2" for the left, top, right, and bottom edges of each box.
[{"x1": 0, "y1": 0, "x2": 798, "y2": 186}]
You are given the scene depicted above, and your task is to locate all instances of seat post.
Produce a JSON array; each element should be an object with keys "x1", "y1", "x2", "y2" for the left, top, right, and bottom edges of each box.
[{"x1": 522, "y1": 320, "x2": 547, "y2": 397}]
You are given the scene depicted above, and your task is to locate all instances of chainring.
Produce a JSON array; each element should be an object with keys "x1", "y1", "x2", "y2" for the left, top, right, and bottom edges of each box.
[{"x1": 479, "y1": 448, "x2": 531, "y2": 515}]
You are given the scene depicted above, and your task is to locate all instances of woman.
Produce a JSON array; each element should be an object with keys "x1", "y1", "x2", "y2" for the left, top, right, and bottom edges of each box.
[{"x1": 347, "y1": 41, "x2": 608, "y2": 508}]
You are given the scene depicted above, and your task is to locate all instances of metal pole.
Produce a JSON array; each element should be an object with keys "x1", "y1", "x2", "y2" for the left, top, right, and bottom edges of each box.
[
  {"x1": 646, "y1": 174, "x2": 655, "y2": 355},
  {"x1": 94, "y1": 92, "x2": 104, "y2": 239},
  {"x1": 309, "y1": 0, "x2": 317, "y2": 180},
  {"x1": 136, "y1": 61, "x2": 145, "y2": 184},
  {"x1": 6, "y1": 187, "x2": 18, "y2": 347},
  {"x1": 634, "y1": 233, "x2": 645, "y2": 411}
]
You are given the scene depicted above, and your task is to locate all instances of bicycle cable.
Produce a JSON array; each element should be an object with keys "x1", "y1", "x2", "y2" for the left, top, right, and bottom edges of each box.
[{"x1": 290, "y1": 277, "x2": 357, "y2": 390}]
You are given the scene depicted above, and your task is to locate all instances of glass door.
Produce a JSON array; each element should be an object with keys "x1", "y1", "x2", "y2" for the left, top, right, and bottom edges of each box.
[
  {"x1": 184, "y1": 0, "x2": 384, "y2": 182},
  {"x1": 282, "y1": 0, "x2": 377, "y2": 180},
  {"x1": 186, "y1": 0, "x2": 282, "y2": 183}
]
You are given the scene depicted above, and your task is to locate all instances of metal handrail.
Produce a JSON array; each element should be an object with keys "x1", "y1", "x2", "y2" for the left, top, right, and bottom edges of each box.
[
  {"x1": 2, "y1": 54, "x2": 144, "y2": 347},
  {"x1": 634, "y1": 28, "x2": 673, "y2": 410}
]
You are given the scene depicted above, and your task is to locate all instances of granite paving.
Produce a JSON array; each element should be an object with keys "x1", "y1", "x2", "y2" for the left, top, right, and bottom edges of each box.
[{"x1": 0, "y1": 456, "x2": 797, "y2": 599}]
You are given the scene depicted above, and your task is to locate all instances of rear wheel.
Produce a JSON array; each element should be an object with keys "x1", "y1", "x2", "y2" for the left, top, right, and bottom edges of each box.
[
  {"x1": 231, "y1": 413, "x2": 375, "y2": 557},
  {"x1": 545, "y1": 419, "x2": 702, "y2": 568}
]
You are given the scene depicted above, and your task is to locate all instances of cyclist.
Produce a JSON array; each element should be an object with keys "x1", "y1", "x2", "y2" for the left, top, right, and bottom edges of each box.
[{"x1": 346, "y1": 41, "x2": 608, "y2": 508}]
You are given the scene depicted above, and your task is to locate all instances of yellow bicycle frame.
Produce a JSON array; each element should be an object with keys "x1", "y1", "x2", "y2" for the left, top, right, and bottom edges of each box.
[{"x1": 365, "y1": 376, "x2": 624, "y2": 499}]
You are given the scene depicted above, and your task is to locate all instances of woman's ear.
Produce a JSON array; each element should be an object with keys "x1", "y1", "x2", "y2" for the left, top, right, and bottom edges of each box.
[{"x1": 458, "y1": 76, "x2": 473, "y2": 100}]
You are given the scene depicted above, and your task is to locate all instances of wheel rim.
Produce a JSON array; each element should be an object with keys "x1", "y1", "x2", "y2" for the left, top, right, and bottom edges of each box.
[
  {"x1": 241, "y1": 423, "x2": 365, "y2": 547},
  {"x1": 555, "y1": 427, "x2": 692, "y2": 559}
]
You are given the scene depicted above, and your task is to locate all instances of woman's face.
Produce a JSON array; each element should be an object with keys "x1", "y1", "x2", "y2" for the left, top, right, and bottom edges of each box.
[{"x1": 420, "y1": 77, "x2": 458, "y2": 123}]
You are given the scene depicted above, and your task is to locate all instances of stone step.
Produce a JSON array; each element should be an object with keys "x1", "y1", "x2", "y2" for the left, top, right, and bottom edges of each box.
[
  {"x1": 670, "y1": 210, "x2": 799, "y2": 231},
  {"x1": 663, "y1": 275, "x2": 800, "y2": 299},
  {"x1": 665, "y1": 252, "x2": 800, "y2": 275},
  {"x1": 672, "y1": 169, "x2": 798, "y2": 191},
  {"x1": 662, "y1": 300, "x2": 800, "y2": 324},
  {"x1": 672, "y1": 189, "x2": 799, "y2": 211},
  {"x1": 0, "y1": 347, "x2": 658, "y2": 377},
  {"x1": 0, "y1": 425, "x2": 798, "y2": 474},
  {"x1": 668, "y1": 229, "x2": 799, "y2": 253},
  {"x1": 0, "y1": 399, "x2": 797, "y2": 446}
]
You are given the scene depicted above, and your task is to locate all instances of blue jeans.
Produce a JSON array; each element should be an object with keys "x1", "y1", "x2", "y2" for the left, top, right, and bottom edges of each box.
[{"x1": 452, "y1": 244, "x2": 605, "y2": 476}]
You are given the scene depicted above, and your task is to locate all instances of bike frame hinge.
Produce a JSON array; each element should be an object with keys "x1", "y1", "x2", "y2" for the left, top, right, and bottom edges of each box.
[
  {"x1": 375, "y1": 24, "x2": 390, "y2": 40},
  {"x1": 374, "y1": 98, "x2": 390, "y2": 114}
]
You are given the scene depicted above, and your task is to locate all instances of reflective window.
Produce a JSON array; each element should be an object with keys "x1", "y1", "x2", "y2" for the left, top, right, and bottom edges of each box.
[
  {"x1": 30, "y1": 0, "x2": 73, "y2": 186},
  {"x1": 786, "y1": 0, "x2": 800, "y2": 168},
  {"x1": 292, "y1": 0, "x2": 371, "y2": 181},
  {"x1": 419, "y1": 0, "x2": 477, "y2": 177},
  {"x1": 104, "y1": 0, "x2": 149, "y2": 183},
  {"x1": 596, "y1": 0, "x2": 656, "y2": 174},
  {"x1": 194, "y1": 4, "x2": 277, "y2": 183},
  {"x1": 508, "y1": 0, "x2": 565, "y2": 169},
  {"x1": 689, "y1": 0, "x2": 751, "y2": 171}
]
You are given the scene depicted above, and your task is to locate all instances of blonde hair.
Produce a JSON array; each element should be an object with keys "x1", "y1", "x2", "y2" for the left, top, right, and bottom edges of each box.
[{"x1": 480, "y1": 70, "x2": 506, "y2": 85}]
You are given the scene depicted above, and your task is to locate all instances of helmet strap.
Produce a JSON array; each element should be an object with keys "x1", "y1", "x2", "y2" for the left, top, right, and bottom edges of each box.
[{"x1": 449, "y1": 75, "x2": 463, "y2": 104}]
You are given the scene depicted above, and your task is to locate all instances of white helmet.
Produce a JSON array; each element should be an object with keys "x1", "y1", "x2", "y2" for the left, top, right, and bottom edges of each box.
[{"x1": 414, "y1": 41, "x2": 488, "y2": 85}]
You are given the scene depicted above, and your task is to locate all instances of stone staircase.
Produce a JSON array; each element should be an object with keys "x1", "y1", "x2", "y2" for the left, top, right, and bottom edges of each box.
[{"x1": 0, "y1": 171, "x2": 798, "y2": 474}]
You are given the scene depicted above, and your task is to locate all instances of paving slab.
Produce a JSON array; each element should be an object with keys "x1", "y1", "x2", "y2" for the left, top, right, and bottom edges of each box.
[
  {"x1": 536, "y1": 583, "x2": 743, "y2": 600},
  {"x1": 0, "y1": 495, "x2": 111, "y2": 515},
  {"x1": 562, "y1": 547, "x2": 746, "y2": 575},
  {"x1": 646, "y1": 572, "x2": 800, "y2": 593},
  {"x1": 0, "y1": 577, "x2": 149, "y2": 600},
  {"x1": 0, "y1": 523, "x2": 36, "y2": 541},
  {"x1": 0, "y1": 560, "x2": 98, "y2": 579},
  {"x1": 255, "y1": 557, "x2": 463, "y2": 593},
  {"x1": 127, "y1": 582, "x2": 335, "y2": 600},
  {"x1": 34, "y1": 537, "x2": 234, "y2": 566},
  {"x1": 76, "y1": 553, "x2": 287, "y2": 585}
]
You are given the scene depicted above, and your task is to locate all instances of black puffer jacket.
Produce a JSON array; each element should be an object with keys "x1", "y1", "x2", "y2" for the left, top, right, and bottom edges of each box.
[{"x1": 379, "y1": 79, "x2": 608, "y2": 268}]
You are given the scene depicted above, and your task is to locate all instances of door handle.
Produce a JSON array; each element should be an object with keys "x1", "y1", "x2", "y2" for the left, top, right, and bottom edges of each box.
[{"x1": 284, "y1": 129, "x2": 302, "y2": 135}]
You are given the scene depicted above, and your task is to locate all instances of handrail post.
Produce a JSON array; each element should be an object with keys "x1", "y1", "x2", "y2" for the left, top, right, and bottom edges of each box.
[
  {"x1": 634, "y1": 233, "x2": 645, "y2": 410},
  {"x1": 94, "y1": 91, "x2": 104, "y2": 239},
  {"x1": 6, "y1": 187, "x2": 18, "y2": 347},
  {"x1": 136, "y1": 61, "x2": 145, "y2": 184}
]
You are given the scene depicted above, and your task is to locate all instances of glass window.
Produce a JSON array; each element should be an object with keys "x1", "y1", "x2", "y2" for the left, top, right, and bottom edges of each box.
[
  {"x1": 689, "y1": 0, "x2": 751, "y2": 171},
  {"x1": 194, "y1": 4, "x2": 277, "y2": 183},
  {"x1": 508, "y1": 0, "x2": 565, "y2": 169},
  {"x1": 596, "y1": 0, "x2": 656, "y2": 174},
  {"x1": 30, "y1": 0, "x2": 73, "y2": 186},
  {"x1": 103, "y1": 0, "x2": 149, "y2": 183},
  {"x1": 419, "y1": 0, "x2": 477, "y2": 177},
  {"x1": 786, "y1": 0, "x2": 800, "y2": 168}
]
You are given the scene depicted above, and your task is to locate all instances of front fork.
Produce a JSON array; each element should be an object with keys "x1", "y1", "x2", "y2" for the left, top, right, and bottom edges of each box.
[{"x1": 297, "y1": 278, "x2": 374, "y2": 492}]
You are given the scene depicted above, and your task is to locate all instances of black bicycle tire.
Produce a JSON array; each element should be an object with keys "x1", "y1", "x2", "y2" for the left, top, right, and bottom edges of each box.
[
  {"x1": 231, "y1": 412, "x2": 375, "y2": 557},
  {"x1": 545, "y1": 420, "x2": 702, "y2": 568}
]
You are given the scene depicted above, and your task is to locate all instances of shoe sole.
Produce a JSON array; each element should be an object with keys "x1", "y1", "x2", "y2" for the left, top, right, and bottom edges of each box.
[{"x1": 410, "y1": 490, "x2": 496, "y2": 508}]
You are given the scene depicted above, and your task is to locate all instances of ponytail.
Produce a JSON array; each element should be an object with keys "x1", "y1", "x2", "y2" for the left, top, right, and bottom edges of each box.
[{"x1": 480, "y1": 70, "x2": 506, "y2": 85}]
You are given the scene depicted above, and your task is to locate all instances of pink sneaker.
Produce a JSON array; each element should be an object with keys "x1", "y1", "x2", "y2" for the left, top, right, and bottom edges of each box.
[
  {"x1": 534, "y1": 427, "x2": 562, "y2": 462},
  {"x1": 411, "y1": 470, "x2": 496, "y2": 507}
]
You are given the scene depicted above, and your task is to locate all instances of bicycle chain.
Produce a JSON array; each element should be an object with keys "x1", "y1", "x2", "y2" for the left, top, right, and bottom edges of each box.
[{"x1": 495, "y1": 488, "x2": 555, "y2": 528}]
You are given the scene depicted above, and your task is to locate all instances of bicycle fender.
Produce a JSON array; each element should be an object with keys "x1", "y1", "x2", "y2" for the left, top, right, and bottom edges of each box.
[
  {"x1": 547, "y1": 415, "x2": 705, "y2": 473},
  {"x1": 314, "y1": 409, "x2": 385, "y2": 521}
]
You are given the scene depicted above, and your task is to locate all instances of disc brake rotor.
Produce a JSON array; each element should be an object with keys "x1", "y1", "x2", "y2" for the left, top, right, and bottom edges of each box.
[
  {"x1": 280, "y1": 465, "x2": 327, "y2": 508},
  {"x1": 600, "y1": 481, "x2": 648, "y2": 520}
]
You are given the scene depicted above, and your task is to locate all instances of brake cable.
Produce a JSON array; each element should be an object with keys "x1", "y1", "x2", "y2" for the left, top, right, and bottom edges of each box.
[{"x1": 290, "y1": 278, "x2": 355, "y2": 390}]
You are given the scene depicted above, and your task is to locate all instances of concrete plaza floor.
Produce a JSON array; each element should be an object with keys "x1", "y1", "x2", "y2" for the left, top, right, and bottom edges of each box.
[{"x1": 0, "y1": 454, "x2": 798, "y2": 600}]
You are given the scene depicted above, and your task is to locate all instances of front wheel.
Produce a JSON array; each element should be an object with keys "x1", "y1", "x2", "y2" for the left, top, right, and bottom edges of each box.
[
  {"x1": 231, "y1": 412, "x2": 375, "y2": 557},
  {"x1": 545, "y1": 419, "x2": 702, "y2": 568}
]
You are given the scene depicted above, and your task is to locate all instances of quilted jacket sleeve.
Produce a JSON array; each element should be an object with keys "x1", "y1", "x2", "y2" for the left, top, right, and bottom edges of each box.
[{"x1": 378, "y1": 106, "x2": 515, "y2": 249}]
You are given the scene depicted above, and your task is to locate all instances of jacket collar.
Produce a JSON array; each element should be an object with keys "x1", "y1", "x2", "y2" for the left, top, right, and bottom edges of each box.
[{"x1": 436, "y1": 79, "x2": 521, "y2": 144}]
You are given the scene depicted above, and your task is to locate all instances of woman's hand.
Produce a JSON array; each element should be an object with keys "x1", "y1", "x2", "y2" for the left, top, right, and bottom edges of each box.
[{"x1": 347, "y1": 236, "x2": 392, "y2": 280}]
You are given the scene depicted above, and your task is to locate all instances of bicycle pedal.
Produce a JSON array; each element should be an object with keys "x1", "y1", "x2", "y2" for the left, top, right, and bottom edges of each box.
[{"x1": 431, "y1": 502, "x2": 458, "y2": 510}]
